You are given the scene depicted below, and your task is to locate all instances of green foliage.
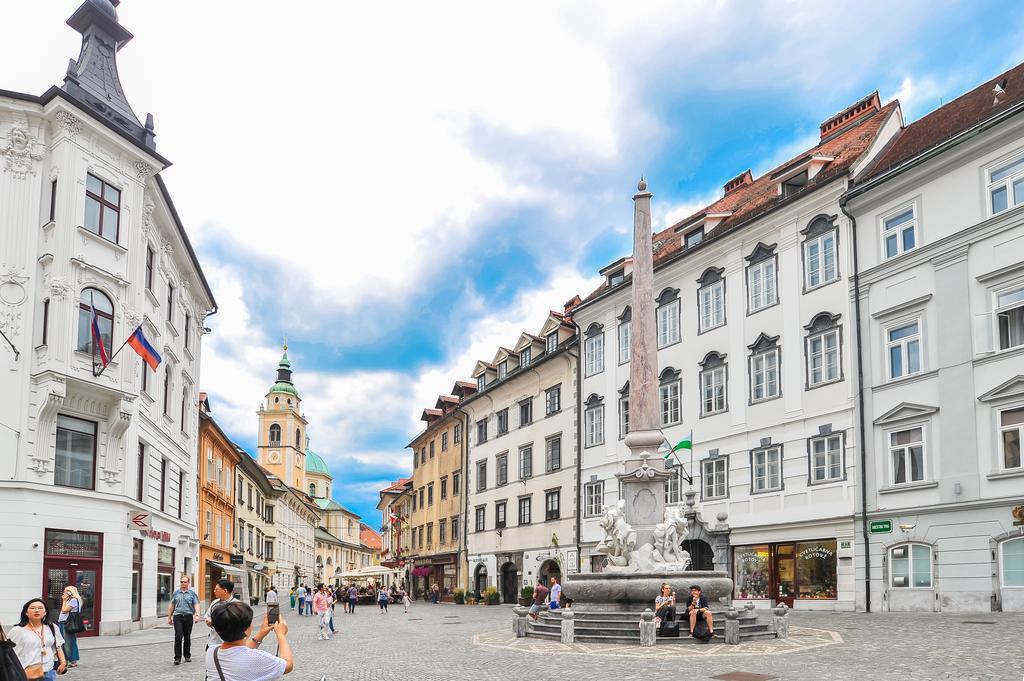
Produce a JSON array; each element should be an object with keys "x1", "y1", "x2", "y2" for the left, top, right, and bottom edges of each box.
[
  {"x1": 484, "y1": 586, "x2": 501, "y2": 605},
  {"x1": 520, "y1": 585, "x2": 534, "y2": 600},
  {"x1": 454, "y1": 588, "x2": 466, "y2": 604}
]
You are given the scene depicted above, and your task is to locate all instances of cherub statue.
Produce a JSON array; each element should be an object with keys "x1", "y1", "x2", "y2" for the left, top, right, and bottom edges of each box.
[
  {"x1": 653, "y1": 506, "x2": 691, "y2": 569},
  {"x1": 595, "y1": 500, "x2": 636, "y2": 568}
]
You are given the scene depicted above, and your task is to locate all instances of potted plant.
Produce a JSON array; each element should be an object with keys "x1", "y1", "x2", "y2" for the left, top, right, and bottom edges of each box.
[
  {"x1": 454, "y1": 588, "x2": 466, "y2": 605},
  {"x1": 485, "y1": 587, "x2": 501, "y2": 605},
  {"x1": 518, "y1": 585, "x2": 534, "y2": 607}
]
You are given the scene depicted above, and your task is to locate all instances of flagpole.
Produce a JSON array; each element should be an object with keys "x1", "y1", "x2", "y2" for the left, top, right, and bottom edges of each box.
[
  {"x1": 94, "y1": 325, "x2": 141, "y2": 379},
  {"x1": 90, "y1": 291, "x2": 98, "y2": 377}
]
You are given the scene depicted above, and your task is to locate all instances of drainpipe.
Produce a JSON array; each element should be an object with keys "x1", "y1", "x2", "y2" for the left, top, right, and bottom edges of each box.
[
  {"x1": 839, "y1": 193, "x2": 872, "y2": 613},
  {"x1": 458, "y1": 407, "x2": 471, "y2": 592},
  {"x1": 569, "y1": 318, "x2": 583, "y2": 576}
]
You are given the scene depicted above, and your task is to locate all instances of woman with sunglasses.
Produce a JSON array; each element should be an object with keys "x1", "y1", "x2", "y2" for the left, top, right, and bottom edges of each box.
[{"x1": 7, "y1": 599, "x2": 67, "y2": 680}]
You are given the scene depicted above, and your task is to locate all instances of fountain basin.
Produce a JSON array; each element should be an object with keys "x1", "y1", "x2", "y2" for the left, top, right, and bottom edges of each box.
[{"x1": 564, "y1": 570, "x2": 734, "y2": 611}]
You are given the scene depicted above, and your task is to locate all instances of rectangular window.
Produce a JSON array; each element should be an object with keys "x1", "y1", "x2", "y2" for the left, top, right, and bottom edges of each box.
[
  {"x1": 497, "y1": 409, "x2": 509, "y2": 435},
  {"x1": 451, "y1": 516, "x2": 459, "y2": 542},
  {"x1": 657, "y1": 300, "x2": 681, "y2": 347},
  {"x1": 418, "y1": 487, "x2": 424, "y2": 508},
  {"x1": 477, "y1": 375, "x2": 486, "y2": 391},
  {"x1": 429, "y1": 441, "x2": 435, "y2": 458},
  {"x1": 55, "y1": 415, "x2": 96, "y2": 490},
  {"x1": 699, "y1": 281, "x2": 725, "y2": 332},
  {"x1": 890, "y1": 427, "x2": 925, "y2": 485},
  {"x1": 177, "y1": 470, "x2": 184, "y2": 519},
  {"x1": 498, "y1": 361, "x2": 507, "y2": 380},
  {"x1": 519, "y1": 399, "x2": 532, "y2": 427},
  {"x1": 890, "y1": 544, "x2": 932, "y2": 588},
  {"x1": 49, "y1": 178, "x2": 57, "y2": 223},
  {"x1": 521, "y1": 347, "x2": 531, "y2": 367},
  {"x1": 685, "y1": 227, "x2": 704, "y2": 248},
  {"x1": 810, "y1": 434, "x2": 843, "y2": 483},
  {"x1": 454, "y1": 423, "x2": 462, "y2": 444},
  {"x1": 518, "y1": 497, "x2": 531, "y2": 525},
  {"x1": 612, "y1": 320, "x2": 629, "y2": 369},
  {"x1": 184, "y1": 312, "x2": 191, "y2": 350},
  {"x1": 146, "y1": 245, "x2": 155, "y2": 291},
  {"x1": 996, "y1": 286, "x2": 1024, "y2": 351},
  {"x1": 545, "y1": 436, "x2": 561, "y2": 472},
  {"x1": 476, "y1": 460, "x2": 487, "y2": 492},
  {"x1": 807, "y1": 329, "x2": 841, "y2": 386},
  {"x1": 495, "y1": 501, "x2": 506, "y2": 528},
  {"x1": 664, "y1": 464, "x2": 683, "y2": 504},
  {"x1": 546, "y1": 332, "x2": 559, "y2": 354},
  {"x1": 584, "y1": 481, "x2": 604, "y2": 517},
  {"x1": 585, "y1": 405, "x2": 604, "y2": 447},
  {"x1": 805, "y1": 231, "x2": 838, "y2": 288},
  {"x1": 999, "y1": 407, "x2": 1023, "y2": 470},
  {"x1": 441, "y1": 432, "x2": 448, "y2": 451},
  {"x1": 166, "y1": 282, "x2": 174, "y2": 324},
  {"x1": 426, "y1": 524, "x2": 433, "y2": 547},
  {"x1": 41, "y1": 298, "x2": 49, "y2": 346},
  {"x1": 136, "y1": 442, "x2": 146, "y2": 502},
  {"x1": 545, "y1": 386, "x2": 561, "y2": 415},
  {"x1": 141, "y1": 355, "x2": 149, "y2": 394},
  {"x1": 702, "y1": 458, "x2": 727, "y2": 499},
  {"x1": 159, "y1": 458, "x2": 168, "y2": 512},
  {"x1": 988, "y1": 153, "x2": 1024, "y2": 214},
  {"x1": 882, "y1": 206, "x2": 917, "y2": 259},
  {"x1": 747, "y1": 259, "x2": 778, "y2": 312},
  {"x1": 427, "y1": 482, "x2": 434, "y2": 505},
  {"x1": 750, "y1": 348, "x2": 780, "y2": 402},
  {"x1": 440, "y1": 476, "x2": 448, "y2": 500},
  {"x1": 519, "y1": 446, "x2": 533, "y2": 479},
  {"x1": 545, "y1": 490, "x2": 560, "y2": 520},
  {"x1": 420, "y1": 447, "x2": 426, "y2": 464},
  {"x1": 751, "y1": 446, "x2": 782, "y2": 492},
  {"x1": 887, "y1": 321, "x2": 921, "y2": 380},
  {"x1": 475, "y1": 506, "x2": 485, "y2": 532},
  {"x1": 619, "y1": 396, "x2": 630, "y2": 438},
  {"x1": 452, "y1": 471, "x2": 461, "y2": 495},
  {"x1": 782, "y1": 170, "x2": 808, "y2": 198},
  {"x1": 584, "y1": 334, "x2": 605, "y2": 376},
  {"x1": 660, "y1": 380, "x2": 681, "y2": 425},
  {"x1": 496, "y1": 454, "x2": 508, "y2": 486},
  {"x1": 438, "y1": 519, "x2": 447, "y2": 545},
  {"x1": 476, "y1": 419, "x2": 488, "y2": 444},
  {"x1": 701, "y1": 365, "x2": 727, "y2": 416},
  {"x1": 84, "y1": 173, "x2": 121, "y2": 243}
]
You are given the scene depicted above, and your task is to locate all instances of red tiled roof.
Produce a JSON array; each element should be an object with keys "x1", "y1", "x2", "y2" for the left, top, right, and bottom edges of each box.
[
  {"x1": 860, "y1": 61, "x2": 1024, "y2": 182},
  {"x1": 382, "y1": 477, "x2": 412, "y2": 493},
  {"x1": 583, "y1": 98, "x2": 900, "y2": 304},
  {"x1": 359, "y1": 524, "x2": 382, "y2": 550}
]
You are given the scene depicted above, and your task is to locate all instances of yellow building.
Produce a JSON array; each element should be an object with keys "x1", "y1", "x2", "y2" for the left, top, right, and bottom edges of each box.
[{"x1": 256, "y1": 348, "x2": 308, "y2": 491}]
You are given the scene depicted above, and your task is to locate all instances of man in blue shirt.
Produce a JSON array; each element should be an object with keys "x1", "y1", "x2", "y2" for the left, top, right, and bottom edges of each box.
[{"x1": 166, "y1": 576, "x2": 200, "y2": 665}]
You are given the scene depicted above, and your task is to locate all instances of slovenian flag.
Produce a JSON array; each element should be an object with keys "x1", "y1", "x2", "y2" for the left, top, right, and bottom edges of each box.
[
  {"x1": 90, "y1": 303, "x2": 109, "y2": 368},
  {"x1": 127, "y1": 326, "x2": 162, "y2": 371},
  {"x1": 663, "y1": 430, "x2": 693, "y2": 460}
]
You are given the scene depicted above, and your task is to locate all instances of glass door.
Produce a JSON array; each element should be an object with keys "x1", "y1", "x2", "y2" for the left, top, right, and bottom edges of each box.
[
  {"x1": 43, "y1": 564, "x2": 101, "y2": 636},
  {"x1": 74, "y1": 569, "x2": 98, "y2": 635},
  {"x1": 773, "y1": 544, "x2": 795, "y2": 608}
]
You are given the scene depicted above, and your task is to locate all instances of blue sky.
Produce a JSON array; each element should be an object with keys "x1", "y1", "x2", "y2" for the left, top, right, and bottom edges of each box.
[{"x1": 7, "y1": 1, "x2": 1024, "y2": 524}]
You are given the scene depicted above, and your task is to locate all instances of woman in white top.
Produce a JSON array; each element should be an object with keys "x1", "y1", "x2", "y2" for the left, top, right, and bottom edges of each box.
[
  {"x1": 57, "y1": 585, "x2": 82, "y2": 667},
  {"x1": 206, "y1": 600, "x2": 292, "y2": 681},
  {"x1": 8, "y1": 599, "x2": 67, "y2": 681}
]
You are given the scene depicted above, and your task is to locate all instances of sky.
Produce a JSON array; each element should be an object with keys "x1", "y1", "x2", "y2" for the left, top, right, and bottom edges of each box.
[{"x1": 6, "y1": 1, "x2": 1024, "y2": 525}]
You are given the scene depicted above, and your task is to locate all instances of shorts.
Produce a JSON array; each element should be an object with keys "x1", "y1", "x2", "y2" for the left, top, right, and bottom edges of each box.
[{"x1": 528, "y1": 603, "x2": 544, "y2": 615}]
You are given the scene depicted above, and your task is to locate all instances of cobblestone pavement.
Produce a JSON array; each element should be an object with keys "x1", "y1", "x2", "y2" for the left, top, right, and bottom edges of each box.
[{"x1": 69, "y1": 604, "x2": 1024, "y2": 681}]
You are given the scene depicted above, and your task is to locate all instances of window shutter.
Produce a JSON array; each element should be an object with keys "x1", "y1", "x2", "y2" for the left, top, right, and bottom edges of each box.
[{"x1": 974, "y1": 312, "x2": 994, "y2": 354}]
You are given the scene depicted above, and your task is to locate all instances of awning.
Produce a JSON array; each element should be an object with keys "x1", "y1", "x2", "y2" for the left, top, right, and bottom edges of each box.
[
  {"x1": 208, "y1": 560, "x2": 245, "y2": 575},
  {"x1": 356, "y1": 565, "x2": 401, "y2": 576}
]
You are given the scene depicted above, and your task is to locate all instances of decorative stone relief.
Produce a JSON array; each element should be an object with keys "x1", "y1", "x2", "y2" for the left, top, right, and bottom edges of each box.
[
  {"x1": 141, "y1": 193, "x2": 155, "y2": 236},
  {"x1": 49, "y1": 277, "x2": 72, "y2": 300},
  {"x1": 133, "y1": 159, "x2": 155, "y2": 180},
  {"x1": 1, "y1": 122, "x2": 43, "y2": 178},
  {"x1": 103, "y1": 395, "x2": 135, "y2": 483},
  {"x1": 0, "y1": 308, "x2": 22, "y2": 341},
  {"x1": 54, "y1": 111, "x2": 83, "y2": 138},
  {"x1": 31, "y1": 376, "x2": 66, "y2": 472}
]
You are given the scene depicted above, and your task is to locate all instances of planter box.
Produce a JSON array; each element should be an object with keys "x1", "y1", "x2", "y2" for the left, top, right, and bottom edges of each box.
[{"x1": 517, "y1": 598, "x2": 531, "y2": 607}]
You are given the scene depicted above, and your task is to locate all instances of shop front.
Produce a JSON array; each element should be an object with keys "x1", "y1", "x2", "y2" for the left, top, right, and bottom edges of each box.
[
  {"x1": 412, "y1": 554, "x2": 458, "y2": 600},
  {"x1": 733, "y1": 539, "x2": 839, "y2": 608},
  {"x1": 42, "y1": 529, "x2": 103, "y2": 638}
]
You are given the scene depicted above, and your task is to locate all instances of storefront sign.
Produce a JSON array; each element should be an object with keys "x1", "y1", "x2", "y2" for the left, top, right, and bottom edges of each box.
[
  {"x1": 146, "y1": 530, "x2": 172, "y2": 542},
  {"x1": 127, "y1": 511, "x2": 152, "y2": 530},
  {"x1": 212, "y1": 552, "x2": 226, "y2": 562},
  {"x1": 869, "y1": 520, "x2": 892, "y2": 534},
  {"x1": 567, "y1": 550, "x2": 579, "y2": 573},
  {"x1": 230, "y1": 554, "x2": 245, "y2": 565}
]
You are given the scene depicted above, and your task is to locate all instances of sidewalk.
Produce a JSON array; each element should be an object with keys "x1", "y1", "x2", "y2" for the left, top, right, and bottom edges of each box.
[{"x1": 77, "y1": 605, "x2": 268, "y2": 650}]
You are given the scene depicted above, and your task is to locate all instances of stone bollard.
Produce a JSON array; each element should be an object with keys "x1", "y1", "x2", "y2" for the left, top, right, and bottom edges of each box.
[
  {"x1": 772, "y1": 604, "x2": 789, "y2": 639},
  {"x1": 724, "y1": 607, "x2": 740, "y2": 645},
  {"x1": 512, "y1": 605, "x2": 529, "y2": 638},
  {"x1": 560, "y1": 608, "x2": 575, "y2": 644},
  {"x1": 639, "y1": 608, "x2": 657, "y2": 647}
]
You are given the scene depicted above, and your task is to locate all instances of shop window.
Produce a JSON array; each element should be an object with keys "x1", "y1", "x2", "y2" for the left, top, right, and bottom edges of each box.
[
  {"x1": 890, "y1": 543, "x2": 932, "y2": 588},
  {"x1": 733, "y1": 545, "x2": 770, "y2": 599},
  {"x1": 795, "y1": 541, "x2": 838, "y2": 599},
  {"x1": 1001, "y1": 538, "x2": 1024, "y2": 587},
  {"x1": 45, "y1": 530, "x2": 101, "y2": 557}
]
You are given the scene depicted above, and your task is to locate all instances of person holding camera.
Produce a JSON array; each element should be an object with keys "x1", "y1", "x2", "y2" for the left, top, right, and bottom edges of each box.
[{"x1": 205, "y1": 601, "x2": 293, "y2": 681}]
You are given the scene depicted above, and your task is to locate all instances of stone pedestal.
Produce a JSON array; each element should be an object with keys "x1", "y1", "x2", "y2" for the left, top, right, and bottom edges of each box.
[
  {"x1": 566, "y1": 571, "x2": 733, "y2": 611},
  {"x1": 639, "y1": 609, "x2": 656, "y2": 647},
  {"x1": 724, "y1": 607, "x2": 740, "y2": 645},
  {"x1": 512, "y1": 606, "x2": 528, "y2": 638},
  {"x1": 773, "y1": 604, "x2": 789, "y2": 639},
  {"x1": 560, "y1": 609, "x2": 574, "y2": 643}
]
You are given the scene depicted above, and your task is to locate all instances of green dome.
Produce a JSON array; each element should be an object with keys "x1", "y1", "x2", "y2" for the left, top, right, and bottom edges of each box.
[
  {"x1": 270, "y1": 382, "x2": 299, "y2": 396},
  {"x1": 305, "y1": 448, "x2": 331, "y2": 477}
]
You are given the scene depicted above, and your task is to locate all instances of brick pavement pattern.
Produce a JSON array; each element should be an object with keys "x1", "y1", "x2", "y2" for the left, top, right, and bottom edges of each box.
[{"x1": 69, "y1": 605, "x2": 1024, "y2": 681}]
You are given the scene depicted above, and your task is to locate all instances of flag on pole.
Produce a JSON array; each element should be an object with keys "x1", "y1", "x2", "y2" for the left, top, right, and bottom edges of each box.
[
  {"x1": 663, "y1": 430, "x2": 693, "y2": 460},
  {"x1": 127, "y1": 326, "x2": 162, "y2": 371},
  {"x1": 90, "y1": 303, "x2": 109, "y2": 368},
  {"x1": 389, "y1": 511, "x2": 399, "y2": 524}
]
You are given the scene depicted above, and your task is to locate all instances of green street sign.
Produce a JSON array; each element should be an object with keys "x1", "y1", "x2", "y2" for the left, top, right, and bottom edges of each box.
[{"x1": 869, "y1": 519, "x2": 892, "y2": 534}]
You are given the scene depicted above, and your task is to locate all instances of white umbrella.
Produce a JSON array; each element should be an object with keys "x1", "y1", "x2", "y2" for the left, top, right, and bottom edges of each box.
[{"x1": 357, "y1": 565, "x2": 400, "y2": 576}]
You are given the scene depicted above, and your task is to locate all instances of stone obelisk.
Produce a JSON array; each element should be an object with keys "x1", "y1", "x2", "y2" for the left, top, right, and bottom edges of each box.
[{"x1": 617, "y1": 178, "x2": 673, "y2": 551}]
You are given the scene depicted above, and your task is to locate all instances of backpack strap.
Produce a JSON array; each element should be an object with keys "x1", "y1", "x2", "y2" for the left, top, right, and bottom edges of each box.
[{"x1": 212, "y1": 647, "x2": 227, "y2": 681}]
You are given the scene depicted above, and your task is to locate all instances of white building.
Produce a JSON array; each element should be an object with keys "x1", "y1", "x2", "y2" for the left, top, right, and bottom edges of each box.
[
  {"x1": 463, "y1": 311, "x2": 579, "y2": 602},
  {"x1": 0, "y1": 1, "x2": 216, "y2": 634},
  {"x1": 844, "y1": 63, "x2": 1024, "y2": 612},
  {"x1": 266, "y1": 474, "x2": 319, "y2": 591},
  {"x1": 573, "y1": 93, "x2": 902, "y2": 610}
]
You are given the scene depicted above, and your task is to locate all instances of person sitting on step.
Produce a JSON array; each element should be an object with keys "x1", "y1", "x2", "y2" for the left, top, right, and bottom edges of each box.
[
  {"x1": 654, "y1": 583, "x2": 676, "y2": 624},
  {"x1": 684, "y1": 584, "x2": 714, "y2": 638}
]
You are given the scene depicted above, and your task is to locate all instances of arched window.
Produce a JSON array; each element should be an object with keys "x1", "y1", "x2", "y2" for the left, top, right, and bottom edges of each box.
[
  {"x1": 269, "y1": 424, "x2": 281, "y2": 445},
  {"x1": 295, "y1": 428, "x2": 301, "y2": 446},
  {"x1": 309, "y1": 483, "x2": 316, "y2": 498},
  {"x1": 889, "y1": 543, "x2": 932, "y2": 588},
  {"x1": 77, "y1": 288, "x2": 113, "y2": 354},
  {"x1": 1001, "y1": 537, "x2": 1024, "y2": 587}
]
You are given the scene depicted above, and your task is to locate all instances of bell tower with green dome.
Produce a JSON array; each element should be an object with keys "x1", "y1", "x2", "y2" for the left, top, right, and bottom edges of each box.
[{"x1": 257, "y1": 342, "x2": 309, "y2": 490}]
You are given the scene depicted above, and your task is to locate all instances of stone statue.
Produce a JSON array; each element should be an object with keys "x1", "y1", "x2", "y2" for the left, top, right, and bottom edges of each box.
[
  {"x1": 595, "y1": 500, "x2": 636, "y2": 568},
  {"x1": 653, "y1": 506, "x2": 691, "y2": 569}
]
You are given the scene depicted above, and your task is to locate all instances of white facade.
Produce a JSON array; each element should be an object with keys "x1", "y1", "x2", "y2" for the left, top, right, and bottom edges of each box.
[
  {"x1": 463, "y1": 314, "x2": 578, "y2": 601},
  {"x1": 269, "y1": 482, "x2": 318, "y2": 590},
  {"x1": 0, "y1": 3, "x2": 215, "y2": 634},
  {"x1": 847, "y1": 84, "x2": 1024, "y2": 612},
  {"x1": 574, "y1": 98, "x2": 901, "y2": 611}
]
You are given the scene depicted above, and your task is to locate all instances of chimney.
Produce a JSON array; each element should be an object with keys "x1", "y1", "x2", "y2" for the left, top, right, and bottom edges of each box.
[
  {"x1": 563, "y1": 295, "x2": 582, "y2": 316},
  {"x1": 819, "y1": 91, "x2": 881, "y2": 140},
  {"x1": 723, "y1": 169, "x2": 753, "y2": 195}
]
